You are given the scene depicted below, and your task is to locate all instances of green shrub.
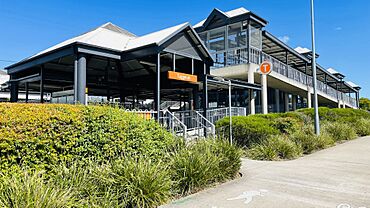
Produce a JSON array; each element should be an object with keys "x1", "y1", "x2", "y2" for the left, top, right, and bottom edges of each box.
[
  {"x1": 289, "y1": 125, "x2": 334, "y2": 154},
  {"x1": 210, "y1": 139, "x2": 242, "y2": 181},
  {"x1": 0, "y1": 104, "x2": 175, "y2": 172},
  {"x1": 216, "y1": 116, "x2": 279, "y2": 147},
  {"x1": 272, "y1": 116, "x2": 301, "y2": 134},
  {"x1": 322, "y1": 122, "x2": 357, "y2": 142},
  {"x1": 0, "y1": 170, "x2": 76, "y2": 208},
  {"x1": 247, "y1": 135, "x2": 302, "y2": 160},
  {"x1": 171, "y1": 142, "x2": 219, "y2": 195},
  {"x1": 354, "y1": 118, "x2": 370, "y2": 136},
  {"x1": 170, "y1": 139, "x2": 241, "y2": 195},
  {"x1": 92, "y1": 158, "x2": 172, "y2": 208},
  {"x1": 297, "y1": 107, "x2": 370, "y2": 123}
]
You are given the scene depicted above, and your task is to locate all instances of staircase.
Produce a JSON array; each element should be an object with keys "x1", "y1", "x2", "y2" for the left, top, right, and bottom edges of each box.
[{"x1": 159, "y1": 107, "x2": 247, "y2": 139}]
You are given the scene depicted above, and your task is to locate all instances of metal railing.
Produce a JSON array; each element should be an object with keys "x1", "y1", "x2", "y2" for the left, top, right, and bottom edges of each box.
[
  {"x1": 211, "y1": 46, "x2": 358, "y2": 108},
  {"x1": 173, "y1": 110, "x2": 215, "y2": 138},
  {"x1": 159, "y1": 110, "x2": 187, "y2": 138},
  {"x1": 198, "y1": 107, "x2": 247, "y2": 124}
]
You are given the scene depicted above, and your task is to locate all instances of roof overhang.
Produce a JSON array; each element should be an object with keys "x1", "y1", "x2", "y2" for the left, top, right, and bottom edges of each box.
[{"x1": 6, "y1": 43, "x2": 122, "y2": 75}]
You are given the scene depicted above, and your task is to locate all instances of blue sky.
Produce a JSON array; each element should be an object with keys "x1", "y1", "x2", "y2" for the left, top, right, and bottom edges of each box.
[{"x1": 0, "y1": 0, "x2": 369, "y2": 97}]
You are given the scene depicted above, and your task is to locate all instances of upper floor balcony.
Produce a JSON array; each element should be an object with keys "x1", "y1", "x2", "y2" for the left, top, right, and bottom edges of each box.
[{"x1": 210, "y1": 46, "x2": 358, "y2": 108}]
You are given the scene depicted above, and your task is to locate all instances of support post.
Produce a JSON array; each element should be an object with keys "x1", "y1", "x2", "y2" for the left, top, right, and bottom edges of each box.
[
  {"x1": 25, "y1": 82, "x2": 29, "y2": 103},
  {"x1": 105, "y1": 59, "x2": 111, "y2": 101},
  {"x1": 248, "y1": 65, "x2": 256, "y2": 115},
  {"x1": 284, "y1": 92, "x2": 289, "y2": 112},
  {"x1": 75, "y1": 54, "x2": 87, "y2": 105},
  {"x1": 292, "y1": 95, "x2": 297, "y2": 111},
  {"x1": 10, "y1": 79, "x2": 18, "y2": 103},
  {"x1": 229, "y1": 80, "x2": 233, "y2": 144},
  {"x1": 155, "y1": 53, "x2": 161, "y2": 121},
  {"x1": 261, "y1": 74, "x2": 268, "y2": 114},
  {"x1": 202, "y1": 73, "x2": 208, "y2": 118},
  {"x1": 307, "y1": 87, "x2": 313, "y2": 108},
  {"x1": 275, "y1": 89, "x2": 280, "y2": 112},
  {"x1": 40, "y1": 65, "x2": 44, "y2": 103}
]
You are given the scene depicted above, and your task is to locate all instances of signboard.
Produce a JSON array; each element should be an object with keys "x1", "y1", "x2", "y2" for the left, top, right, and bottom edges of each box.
[
  {"x1": 168, "y1": 71, "x2": 198, "y2": 83},
  {"x1": 259, "y1": 61, "x2": 272, "y2": 75}
]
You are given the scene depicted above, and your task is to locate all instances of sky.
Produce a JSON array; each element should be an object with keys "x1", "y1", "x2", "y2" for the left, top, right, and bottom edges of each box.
[{"x1": 0, "y1": 0, "x2": 369, "y2": 97}]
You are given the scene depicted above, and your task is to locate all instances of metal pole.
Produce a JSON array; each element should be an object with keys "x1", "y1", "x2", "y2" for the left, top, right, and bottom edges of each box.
[
  {"x1": 311, "y1": 0, "x2": 320, "y2": 135},
  {"x1": 229, "y1": 80, "x2": 233, "y2": 144},
  {"x1": 156, "y1": 53, "x2": 161, "y2": 122}
]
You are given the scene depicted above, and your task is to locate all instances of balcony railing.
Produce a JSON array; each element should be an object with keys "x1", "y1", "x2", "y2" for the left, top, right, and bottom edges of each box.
[{"x1": 211, "y1": 47, "x2": 358, "y2": 108}]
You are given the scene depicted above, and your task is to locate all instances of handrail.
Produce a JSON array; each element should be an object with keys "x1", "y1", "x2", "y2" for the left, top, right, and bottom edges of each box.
[
  {"x1": 160, "y1": 109, "x2": 187, "y2": 138},
  {"x1": 195, "y1": 111, "x2": 216, "y2": 137}
]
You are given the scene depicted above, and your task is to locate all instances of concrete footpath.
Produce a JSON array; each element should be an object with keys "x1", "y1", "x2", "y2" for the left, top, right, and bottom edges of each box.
[{"x1": 163, "y1": 137, "x2": 370, "y2": 208}]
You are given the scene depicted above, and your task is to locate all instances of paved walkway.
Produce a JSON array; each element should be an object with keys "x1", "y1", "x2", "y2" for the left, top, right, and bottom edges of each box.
[{"x1": 163, "y1": 137, "x2": 370, "y2": 208}]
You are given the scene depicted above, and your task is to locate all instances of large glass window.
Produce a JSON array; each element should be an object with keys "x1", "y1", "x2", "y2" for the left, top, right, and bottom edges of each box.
[
  {"x1": 250, "y1": 24, "x2": 262, "y2": 49},
  {"x1": 228, "y1": 23, "x2": 246, "y2": 49},
  {"x1": 209, "y1": 27, "x2": 226, "y2": 53}
]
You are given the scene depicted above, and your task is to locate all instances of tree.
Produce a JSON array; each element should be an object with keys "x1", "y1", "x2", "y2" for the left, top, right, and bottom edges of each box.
[{"x1": 359, "y1": 97, "x2": 370, "y2": 111}]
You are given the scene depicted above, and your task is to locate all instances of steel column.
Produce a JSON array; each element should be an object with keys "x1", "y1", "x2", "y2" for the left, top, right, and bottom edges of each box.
[
  {"x1": 76, "y1": 54, "x2": 87, "y2": 105},
  {"x1": 40, "y1": 65, "x2": 44, "y2": 103},
  {"x1": 155, "y1": 53, "x2": 161, "y2": 121},
  {"x1": 25, "y1": 82, "x2": 29, "y2": 103}
]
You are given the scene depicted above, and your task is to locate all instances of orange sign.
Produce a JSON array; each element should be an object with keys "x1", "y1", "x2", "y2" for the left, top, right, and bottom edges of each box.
[
  {"x1": 168, "y1": 71, "x2": 198, "y2": 83},
  {"x1": 260, "y1": 61, "x2": 272, "y2": 75}
]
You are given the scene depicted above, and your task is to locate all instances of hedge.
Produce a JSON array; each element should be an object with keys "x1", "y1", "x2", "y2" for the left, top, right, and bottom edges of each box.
[
  {"x1": 216, "y1": 107, "x2": 370, "y2": 150},
  {"x1": 0, "y1": 103, "x2": 175, "y2": 172}
]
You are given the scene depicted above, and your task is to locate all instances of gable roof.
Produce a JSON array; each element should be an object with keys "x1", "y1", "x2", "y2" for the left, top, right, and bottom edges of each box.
[
  {"x1": 125, "y1": 23, "x2": 189, "y2": 51},
  {"x1": 194, "y1": 7, "x2": 250, "y2": 28},
  {"x1": 7, "y1": 22, "x2": 213, "y2": 70}
]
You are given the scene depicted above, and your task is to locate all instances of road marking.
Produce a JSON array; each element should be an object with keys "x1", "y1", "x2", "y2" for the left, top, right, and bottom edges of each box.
[{"x1": 227, "y1": 189, "x2": 268, "y2": 204}]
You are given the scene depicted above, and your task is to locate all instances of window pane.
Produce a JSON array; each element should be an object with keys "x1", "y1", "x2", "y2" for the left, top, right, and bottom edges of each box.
[
  {"x1": 228, "y1": 23, "x2": 246, "y2": 49},
  {"x1": 209, "y1": 28, "x2": 225, "y2": 52},
  {"x1": 250, "y1": 24, "x2": 262, "y2": 49}
]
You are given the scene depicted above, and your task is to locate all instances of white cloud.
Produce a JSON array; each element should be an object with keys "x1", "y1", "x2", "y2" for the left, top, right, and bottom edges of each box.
[
  {"x1": 278, "y1": 35, "x2": 290, "y2": 44},
  {"x1": 335, "y1": 27, "x2": 342, "y2": 31}
]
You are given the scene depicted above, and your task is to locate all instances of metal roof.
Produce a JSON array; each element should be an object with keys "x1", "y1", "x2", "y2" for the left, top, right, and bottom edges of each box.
[
  {"x1": 194, "y1": 7, "x2": 251, "y2": 28},
  {"x1": 7, "y1": 22, "x2": 213, "y2": 70}
]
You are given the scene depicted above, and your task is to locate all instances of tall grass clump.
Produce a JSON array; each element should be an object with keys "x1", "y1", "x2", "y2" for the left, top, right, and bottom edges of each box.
[
  {"x1": 0, "y1": 171, "x2": 76, "y2": 208},
  {"x1": 322, "y1": 122, "x2": 357, "y2": 142},
  {"x1": 289, "y1": 125, "x2": 334, "y2": 154},
  {"x1": 93, "y1": 158, "x2": 172, "y2": 208},
  {"x1": 354, "y1": 118, "x2": 370, "y2": 136},
  {"x1": 247, "y1": 135, "x2": 303, "y2": 160},
  {"x1": 171, "y1": 139, "x2": 241, "y2": 195}
]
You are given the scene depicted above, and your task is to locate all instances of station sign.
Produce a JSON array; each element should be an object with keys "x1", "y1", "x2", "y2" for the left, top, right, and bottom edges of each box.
[
  {"x1": 260, "y1": 61, "x2": 273, "y2": 75},
  {"x1": 168, "y1": 71, "x2": 198, "y2": 83}
]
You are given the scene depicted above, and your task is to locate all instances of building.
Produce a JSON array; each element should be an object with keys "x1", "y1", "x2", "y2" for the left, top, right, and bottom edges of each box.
[
  {"x1": 4, "y1": 7, "x2": 361, "y2": 137},
  {"x1": 194, "y1": 7, "x2": 361, "y2": 114}
]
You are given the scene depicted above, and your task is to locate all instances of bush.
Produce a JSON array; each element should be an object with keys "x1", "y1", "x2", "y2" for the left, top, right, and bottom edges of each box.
[
  {"x1": 0, "y1": 170, "x2": 76, "y2": 208},
  {"x1": 216, "y1": 116, "x2": 279, "y2": 147},
  {"x1": 354, "y1": 118, "x2": 370, "y2": 137},
  {"x1": 289, "y1": 125, "x2": 334, "y2": 154},
  {"x1": 170, "y1": 139, "x2": 241, "y2": 195},
  {"x1": 247, "y1": 135, "x2": 302, "y2": 160},
  {"x1": 0, "y1": 103, "x2": 175, "y2": 172},
  {"x1": 92, "y1": 158, "x2": 172, "y2": 208},
  {"x1": 322, "y1": 122, "x2": 357, "y2": 142}
]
